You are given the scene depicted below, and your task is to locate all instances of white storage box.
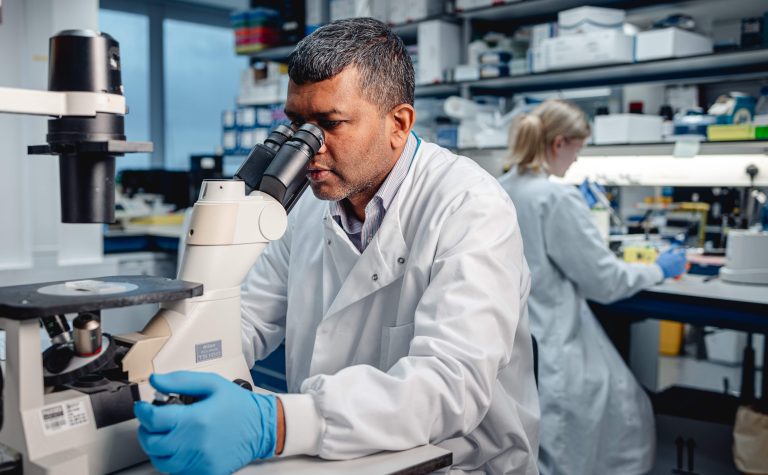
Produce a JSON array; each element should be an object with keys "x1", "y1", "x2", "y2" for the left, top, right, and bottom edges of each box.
[
  {"x1": 389, "y1": 0, "x2": 443, "y2": 24},
  {"x1": 527, "y1": 46, "x2": 548, "y2": 73},
  {"x1": 544, "y1": 30, "x2": 633, "y2": 70},
  {"x1": 558, "y1": 6, "x2": 625, "y2": 36},
  {"x1": 635, "y1": 27, "x2": 713, "y2": 62},
  {"x1": 593, "y1": 114, "x2": 663, "y2": 144},
  {"x1": 531, "y1": 22, "x2": 557, "y2": 48},
  {"x1": 330, "y1": 0, "x2": 387, "y2": 22},
  {"x1": 455, "y1": 0, "x2": 520, "y2": 10},
  {"x1": 455, "y1": 0, "x2": 494, "y2": 11},
  {"x1": 453, "y1": 64, "x2": 480, "y2": 82},
  {"x1": 417, "y1": 20, "x2": 461, "y2": 85}
]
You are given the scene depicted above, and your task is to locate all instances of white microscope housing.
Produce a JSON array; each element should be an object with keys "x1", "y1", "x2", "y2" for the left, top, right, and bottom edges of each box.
[
  {"x1": 720, "y1": 230, "x2": 768, "y2": 285},
  {"x1": 0, "y1": 28, "x2": 324, "y2": 472}
]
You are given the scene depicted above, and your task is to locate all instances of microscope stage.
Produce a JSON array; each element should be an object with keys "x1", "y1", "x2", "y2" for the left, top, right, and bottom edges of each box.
[{"x1": 0, "y1": 275, "x2": 203, "y2": 319}]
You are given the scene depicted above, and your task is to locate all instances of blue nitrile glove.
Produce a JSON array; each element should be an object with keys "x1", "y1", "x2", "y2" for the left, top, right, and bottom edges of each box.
[
  {"x1": 134, "y1": 371, "x2": 277, "y2": 475},
  {"x1": 579, "y1": 179, "x2": 606, "y2": 208},
  {"x1": 656, "y1": 247, "x2": 687, "y2": 279},
  {"x1": 579, "y1": 179, "x2": 597, "y2": 208}
]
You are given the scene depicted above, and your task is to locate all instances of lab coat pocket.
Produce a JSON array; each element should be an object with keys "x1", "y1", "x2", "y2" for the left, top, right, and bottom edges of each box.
[{"x1": 379, "y1": 322, "x2": 415, "y2": 370}]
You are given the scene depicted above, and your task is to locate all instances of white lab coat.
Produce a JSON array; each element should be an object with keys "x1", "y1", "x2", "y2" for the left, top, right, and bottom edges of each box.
[
  {"x1": 498, "y1": 169, "x2": 661, "y2": 475},
  {"x1": 241, "y1": 141, "x2": 540, "y2": 474}
]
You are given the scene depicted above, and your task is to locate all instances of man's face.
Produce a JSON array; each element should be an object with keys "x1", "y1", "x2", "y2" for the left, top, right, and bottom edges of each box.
[{"x1": 284, "y1": 67, "x2": 396, "y2": 204}]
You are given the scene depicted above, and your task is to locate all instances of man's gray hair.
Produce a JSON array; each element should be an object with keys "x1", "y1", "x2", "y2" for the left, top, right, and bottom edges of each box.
[{"x1": 288, "y1": 17, "x2": 415, "y2": 112}]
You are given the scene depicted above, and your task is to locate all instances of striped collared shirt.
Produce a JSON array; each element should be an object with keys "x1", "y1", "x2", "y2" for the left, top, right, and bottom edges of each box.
[{"x1": 331, "y1": 133, "x2": 418, "y2": 253}]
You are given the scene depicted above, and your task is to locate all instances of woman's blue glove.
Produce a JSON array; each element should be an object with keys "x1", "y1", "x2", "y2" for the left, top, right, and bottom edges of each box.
[
  {"x1": 656, "y1": 247, "x2": 687, "y2": 279},
  {"x1": 134, "y1": 371, "x2": 277, "y2": 475},
  {"x1": 579, "y1": 179, "x2": 606, "y2": 208}
]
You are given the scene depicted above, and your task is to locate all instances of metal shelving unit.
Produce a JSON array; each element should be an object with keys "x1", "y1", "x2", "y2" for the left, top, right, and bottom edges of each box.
[
  {"x1": 466, "y1": 49, "x2": 768, "y2": 95},
  {"x1": 415, "y1": 83, "x2": 462, "y2": 98},
  {"x1": 413, "y1": 48, "x2": 768, "y2": 98},
  {"x1": 235, "y1": 1, "x2": 768, "y2": 114},
  {"x1": 579, "y1": 140, "x2": 768, "y2": 156},
  {"x1": 242, "y1": 15, "x2": 454, "y2": 62},
  {"x1": 457, "y1": 140, "x2": 768, "y2": 156},
  {"x1": 243, "y1": 44, "x2": 295, "y2": 63},
  {"x1": 455, "y1": 0, "x2": 680, "y2": 22}
]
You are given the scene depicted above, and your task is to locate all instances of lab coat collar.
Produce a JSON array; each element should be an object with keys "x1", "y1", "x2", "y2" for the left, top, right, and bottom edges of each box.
[{"x1": 321, "y1": 160, "x2": 416, "y2": 320}]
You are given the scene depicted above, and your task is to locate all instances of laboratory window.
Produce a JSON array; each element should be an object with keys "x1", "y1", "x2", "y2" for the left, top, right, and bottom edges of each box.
[
  {"x1": 163, "y1": 20, "x2": 246, "y2": 170},
  {"x1": 99, "y1": 9, "x2": 151, "y2": 172}
]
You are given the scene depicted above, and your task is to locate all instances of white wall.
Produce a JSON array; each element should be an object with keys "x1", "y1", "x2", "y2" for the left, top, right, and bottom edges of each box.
[
  {"x1": 0, "y1": 0, "x2": 31, "y2": 271},
  {"x1": 0, "y1": 0, "x2": 118, "y2": 285}
]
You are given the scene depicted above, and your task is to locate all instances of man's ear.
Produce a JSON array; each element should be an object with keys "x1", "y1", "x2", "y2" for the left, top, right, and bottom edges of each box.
[{"x1": 389, "y1": 104, "x2": 416, "y2": 149}]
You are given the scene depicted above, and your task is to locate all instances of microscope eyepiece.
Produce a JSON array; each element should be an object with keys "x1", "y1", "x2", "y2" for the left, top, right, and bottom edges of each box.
[
  {"x1": 232, "y1": 123, "x2": 323, "y2": 210},
  {"x1": 290, "y1": 123, "x2": 324, "y2": 155},
  {"x1": 234, "y1": 125, "x2": 296, "y2": 194},
  {"x1": 263, "y1": 125, "x2": 295, "y2": 152},
  {"x1": 258, "y1": 123, "x2": 325, "y2": 211}
]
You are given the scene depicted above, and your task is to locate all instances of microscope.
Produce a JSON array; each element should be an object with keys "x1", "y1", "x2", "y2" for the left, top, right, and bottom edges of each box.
[{"x1": 0, "y1": 30, "x2": 322, "y2": 474}]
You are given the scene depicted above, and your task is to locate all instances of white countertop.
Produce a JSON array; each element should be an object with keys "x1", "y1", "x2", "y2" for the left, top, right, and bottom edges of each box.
[
  {"x1": 649, "y1": 274, "x2": 768, "y2": 306},
  {"x1": 120, "y1": 444, "x2": 451, "y2": 475},
  {"x1": 106, "y1": 225, "x2": 183, "y2": 239}
]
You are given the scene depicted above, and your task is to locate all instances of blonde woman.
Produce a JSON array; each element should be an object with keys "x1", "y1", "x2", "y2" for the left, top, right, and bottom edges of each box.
[{"x1": 498, "y1": 100, "x2": 685, "y2": 475}]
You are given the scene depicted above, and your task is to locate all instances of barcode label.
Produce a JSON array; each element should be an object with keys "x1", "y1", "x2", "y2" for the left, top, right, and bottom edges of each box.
[{"x1": 40, "y1": 401, "x2": 89, "y2": 435}]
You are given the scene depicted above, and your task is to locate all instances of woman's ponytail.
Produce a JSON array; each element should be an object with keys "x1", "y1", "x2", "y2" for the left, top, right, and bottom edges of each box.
[{"x1": 506, "y1": 100, "x2": 591, "y2": 175}]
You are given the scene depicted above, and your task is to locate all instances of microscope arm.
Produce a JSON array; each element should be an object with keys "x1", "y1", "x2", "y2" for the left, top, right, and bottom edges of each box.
[
  {"x1": 0, "y1": 86, "x2": 126, "y2": 117},
  {"x1": 117, "y1": 124, "x2": 323, "y2": 387}
]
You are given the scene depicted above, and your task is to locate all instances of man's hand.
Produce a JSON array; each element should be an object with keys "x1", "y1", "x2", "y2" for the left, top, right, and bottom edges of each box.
[{"x1": 134, "y1": 371, "x2": 277, "y2": 475}]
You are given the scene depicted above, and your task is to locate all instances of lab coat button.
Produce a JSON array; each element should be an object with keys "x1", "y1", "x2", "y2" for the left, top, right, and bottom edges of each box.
[
  {"x1": 372, "y1": 274, "x2": 378, "y2": 281},
  {"x1": 327, "y1": 239, "x2": 331, "y2": 245},
  {"x1": 397, "y1": 257, "x2": 405, "y2": 264}
]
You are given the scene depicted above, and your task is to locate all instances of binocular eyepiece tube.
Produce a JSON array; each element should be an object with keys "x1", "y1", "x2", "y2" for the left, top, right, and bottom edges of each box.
[{"x1": 235, "y1": 123, "x2": 324, "y2": 211}]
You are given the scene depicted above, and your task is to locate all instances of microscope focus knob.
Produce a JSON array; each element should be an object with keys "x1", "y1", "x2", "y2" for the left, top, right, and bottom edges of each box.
[
  {"x1": 233, "y1": 379, "x2": 253, "y2": 391},
  {"x1": 43, "y1": 345, "x2": 75, "y2": 374}
]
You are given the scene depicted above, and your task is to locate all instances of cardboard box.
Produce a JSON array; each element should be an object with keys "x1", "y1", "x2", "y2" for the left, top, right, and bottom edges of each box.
[
  {"x1": 635, "y1": 27, "x2": 713, "y2": 62},
  {"x1": 544, "y1": 30, "x2": 633, "y2": 70},
  {"x1": 558, "y1": 6, "x2": 625, "y2": 36},
  {"x1": 594, "y1": 114, "x2": 663, "y2": 144},
  {"x1": 417, "y1": 20, "x2": 461, "y2": 85}
]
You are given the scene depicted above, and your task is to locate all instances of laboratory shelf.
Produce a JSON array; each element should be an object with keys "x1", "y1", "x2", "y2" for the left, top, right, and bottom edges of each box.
[
  {"x1": 465, "y1": 48, "x2": 768, "y2": 95},
  {"x1": 415, "y1": 83, "x2": 463, "y2": 97},
  {"x1": 242, "y1": 16, "x2": 455, "y2": 62},
  {"x1": 391, "y1": 15, "x2": 457, "y2": 43},
  {"x1": 579, "y1": 140, "x2": 768, "y2": 157},
  {"x1": 244, "y1": 45, "x2": 295, "y2": 62},
  {"x1": 455, "y1": 0, "x2": 685, "y2": 22},
  {"x1": 456, "y1": 140, "x2": 768, "y2": 156}
]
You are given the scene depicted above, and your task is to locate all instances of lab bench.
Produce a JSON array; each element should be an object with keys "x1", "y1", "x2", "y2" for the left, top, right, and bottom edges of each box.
[
  {"x1": 104, "y1": 225, "x2": 183, "y2": 254},
  {"x1": 591, "y1": 274, "x2": 767, "y2": 400},
  {"x1": 590, "y1": 275, "x2": 767, "y2": 473},
  {"x1": 121, "y1": 444, "x2": 452, "y2": 475}
]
